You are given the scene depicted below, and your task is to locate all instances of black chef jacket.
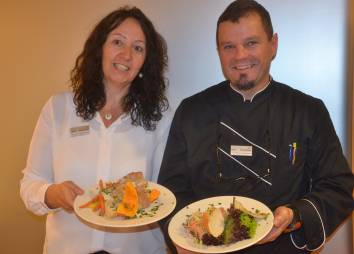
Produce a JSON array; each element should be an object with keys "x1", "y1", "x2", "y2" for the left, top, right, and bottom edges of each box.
[{"x1": 158, "y1": 80, "x2": 354, "y2": 254}]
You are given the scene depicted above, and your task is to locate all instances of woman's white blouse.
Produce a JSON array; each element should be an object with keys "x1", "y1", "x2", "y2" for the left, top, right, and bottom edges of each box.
[{"x1": 20, "y1": 92, "x2": 173, "y2": 254}]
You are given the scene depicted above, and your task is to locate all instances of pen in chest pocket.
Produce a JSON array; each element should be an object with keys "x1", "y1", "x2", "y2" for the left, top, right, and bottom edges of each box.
[{"x1": 289, "y1": 142, "x2": 297, "y2": 165}]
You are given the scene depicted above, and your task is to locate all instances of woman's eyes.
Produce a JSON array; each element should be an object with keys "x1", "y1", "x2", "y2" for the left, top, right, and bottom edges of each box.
[
  {"x1": 134, "y1": 45, "x2": 145, "y2": 53},
  {"x1": 112, "y1": 40, "x2": 145, "y2": 53},
  {"x1": 112, "y1": 39, "x2": 123, "y2": 46}
]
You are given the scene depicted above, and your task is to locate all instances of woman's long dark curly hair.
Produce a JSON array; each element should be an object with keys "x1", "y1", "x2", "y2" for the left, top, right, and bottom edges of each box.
[{"x1": 70, "y1": 6, "x2": 168, "y2": 131}]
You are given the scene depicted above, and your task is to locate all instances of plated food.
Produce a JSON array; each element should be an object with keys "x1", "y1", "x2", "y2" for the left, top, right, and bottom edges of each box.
[
  {"x1": 168, "y1": 196, "x2": 274, "y2": 253},
  {"x1": 74, "y1": 172, "x2": 176, "y2": 228},
  {"x1": 184, "y1": 197, "x2": 269, "y2": 246},
  {"x1": 78, "y1": 172, "x2": 160, "y2": 218}
]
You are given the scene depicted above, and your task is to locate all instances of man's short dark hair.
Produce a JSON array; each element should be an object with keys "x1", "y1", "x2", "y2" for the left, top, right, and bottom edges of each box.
[{"x1": 216, "y1": 0, "x2": 274, "y2": 45}]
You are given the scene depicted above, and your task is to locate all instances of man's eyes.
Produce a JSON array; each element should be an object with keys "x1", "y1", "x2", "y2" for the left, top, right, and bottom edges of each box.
[
  {"x1": 246, "y1": 41, "x2": 258, "y2": 47},
  {"x1": 223, "y1": 44, "x2": 235, "y2": 50}
]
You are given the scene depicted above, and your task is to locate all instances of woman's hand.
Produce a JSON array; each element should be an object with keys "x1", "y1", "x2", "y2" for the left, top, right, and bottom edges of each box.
[
  {"x1": 257, "y1": 206, "x2": 293, "y2": 244},
  {"x1": 45, "y1": 181, "x2": 84, "y2": 212}
]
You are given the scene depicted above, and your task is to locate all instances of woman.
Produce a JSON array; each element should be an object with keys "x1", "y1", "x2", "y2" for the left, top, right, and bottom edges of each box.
[{"x1": 20, "y1": 6, "x2": 172, "y2": 254}]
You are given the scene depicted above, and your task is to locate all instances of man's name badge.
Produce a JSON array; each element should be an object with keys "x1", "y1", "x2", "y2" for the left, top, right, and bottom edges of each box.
[
  {"x1": 231, "y1": 145, "x2": 253, "y2": 156},
  {"x1": 70, "y1": 125, "x2": 89, "y2": 136}
]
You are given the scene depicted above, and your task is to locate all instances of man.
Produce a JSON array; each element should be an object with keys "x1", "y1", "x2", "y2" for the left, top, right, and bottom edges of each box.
[{"x1": 158, "y1": 0, "x2": 354, "y2": 254}]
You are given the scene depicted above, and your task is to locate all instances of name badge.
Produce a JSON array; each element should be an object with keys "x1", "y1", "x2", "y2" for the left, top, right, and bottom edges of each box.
[
  {"x1": 230, "y1": 145, "x2": 253, "y2": 156},
  {"x1": 70, "y1": 125, "x2": 89, "y2": 136}
]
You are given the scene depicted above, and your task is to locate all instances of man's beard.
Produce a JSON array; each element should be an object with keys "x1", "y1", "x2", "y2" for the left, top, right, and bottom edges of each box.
[{"x1": 235, "y1": 74, "x2": 255, "y2": 91}]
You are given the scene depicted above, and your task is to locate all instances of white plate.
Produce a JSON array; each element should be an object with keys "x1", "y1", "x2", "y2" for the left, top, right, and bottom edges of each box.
[
  {"x1": 74, "y1": 182, "x2": 176, "y2": 228},
  {"x1": 168, "y1": 196, "x2": 274, "y2": 253}
]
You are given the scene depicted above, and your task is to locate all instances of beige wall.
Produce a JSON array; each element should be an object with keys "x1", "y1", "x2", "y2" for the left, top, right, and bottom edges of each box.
[
  {"x1": 1, "y1": 1, "x2": 352, "y2": 253},
  {"x1": 0, "y1": 1, "x2": 133, "y2": 253}
]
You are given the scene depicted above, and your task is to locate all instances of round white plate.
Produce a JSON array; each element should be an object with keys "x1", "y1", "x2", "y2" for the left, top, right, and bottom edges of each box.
[
  {"x1": 168, "y1": 196, "x2": 274, "y2": 253},
  {"x1": 74, "y1": 182, "x2": 176, "y2": 228}
]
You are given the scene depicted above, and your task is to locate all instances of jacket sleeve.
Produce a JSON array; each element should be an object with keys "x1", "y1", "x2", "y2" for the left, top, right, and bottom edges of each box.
[
  {"x1": 290, "y1": 99, "x2": 354, "y2": 251},
  {"x1": 20, "y1": 97, "x2": 56, "y2": 215},
  {"x1": 157, "y1": 102, "x2": 197, "y2": 253}
]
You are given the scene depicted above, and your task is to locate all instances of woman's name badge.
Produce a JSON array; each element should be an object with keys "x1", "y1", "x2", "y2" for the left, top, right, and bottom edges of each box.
[
  {"x1": 70, "y1": 125, "x2": 90, "y2": 136},
  {"x1": 230, "y1": 145, "x2": 253, "y2": 156}
]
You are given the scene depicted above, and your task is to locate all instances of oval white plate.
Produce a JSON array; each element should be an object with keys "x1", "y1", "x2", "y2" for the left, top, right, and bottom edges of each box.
[
  {"x1": 74, "y1": 182, "x2": 176, "y2": 228},
  {"x1": 168, "y1": 196, "x2": 274, "y2": 253}
]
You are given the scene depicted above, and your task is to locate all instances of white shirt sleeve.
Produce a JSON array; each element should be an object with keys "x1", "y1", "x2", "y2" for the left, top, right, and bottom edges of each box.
[
  {"x1": 151, "y1": 108, "x2": 174, "y2": 183},
  {"x1": 20, "y1": 97, "x2": 57, "y2": 215}
]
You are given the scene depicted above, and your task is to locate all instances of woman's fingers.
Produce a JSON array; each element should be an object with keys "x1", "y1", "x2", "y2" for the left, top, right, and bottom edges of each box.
[{"x1": 45, "y1": 181, "x2": 84, "y2": 211}]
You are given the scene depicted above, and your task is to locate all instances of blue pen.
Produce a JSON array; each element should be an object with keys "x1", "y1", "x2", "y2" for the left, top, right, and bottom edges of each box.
[
  {"x1": 292, "y1": 142, "x2": 297, "y2": 165},
  {"x1": 289, "y1": 144, "x2": 293, "y2": 161}
]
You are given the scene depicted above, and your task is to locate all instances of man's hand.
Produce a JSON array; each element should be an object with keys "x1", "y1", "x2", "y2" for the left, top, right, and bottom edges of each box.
[
  {"x1": 258, "y1": 206, "x2": 293, "y2": 244},
  {"x1": 45, "y1": 181, "x2": 84, "y2": 212},
  {"x1": 176, "y1": 245, "x2": 200, "y2": 254}
]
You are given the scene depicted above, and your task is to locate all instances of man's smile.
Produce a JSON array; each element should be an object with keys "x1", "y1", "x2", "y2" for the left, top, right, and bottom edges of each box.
[{"x1": 232, "y1": 63, "x2": 256, "y2": 70}]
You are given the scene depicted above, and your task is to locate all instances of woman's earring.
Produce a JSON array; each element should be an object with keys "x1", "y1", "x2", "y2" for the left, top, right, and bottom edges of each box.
[{"x1": 138, "y1": 72, "x2": 143, "y2": 78}]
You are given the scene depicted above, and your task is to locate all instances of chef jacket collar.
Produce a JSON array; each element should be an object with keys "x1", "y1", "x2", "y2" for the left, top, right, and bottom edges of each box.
[{"x1": 229, "y1": 76, "x2": 273, "y2": 102}]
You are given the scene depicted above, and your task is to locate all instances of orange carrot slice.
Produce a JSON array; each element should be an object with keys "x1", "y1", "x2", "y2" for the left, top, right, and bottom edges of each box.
[
  {"x1": 149, "y1": 188, "x2": 160, "y2": 202},
  {"x1": 79, "y1": 196, "x2": 99, "y2": 208},
  {"x1": 98, "y1": 193, "x2": 105, "y2": 216},
  {"x1": 117, "y1": 181, "x2": 138, "y2": 218}
]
